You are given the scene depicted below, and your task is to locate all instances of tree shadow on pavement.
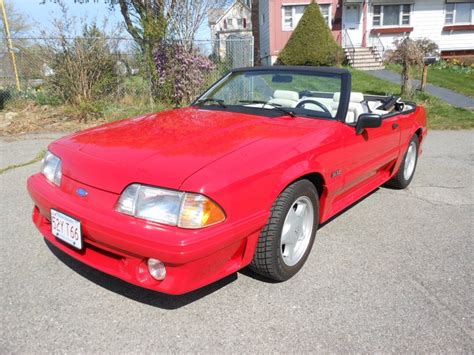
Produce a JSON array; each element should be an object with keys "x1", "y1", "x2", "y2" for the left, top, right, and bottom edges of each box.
[{"x1": 45, "y1": 240, "x2": 237, "y2": 310}]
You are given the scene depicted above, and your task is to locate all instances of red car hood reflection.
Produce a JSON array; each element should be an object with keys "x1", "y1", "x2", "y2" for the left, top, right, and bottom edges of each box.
[{"x1": 51, "y1": 107, "x2": 294, "y2": 193}]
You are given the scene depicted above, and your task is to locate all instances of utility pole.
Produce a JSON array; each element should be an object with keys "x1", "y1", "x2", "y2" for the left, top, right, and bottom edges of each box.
[{"x1": 0, "y1": 0, "x2": 21, "y2": 91}]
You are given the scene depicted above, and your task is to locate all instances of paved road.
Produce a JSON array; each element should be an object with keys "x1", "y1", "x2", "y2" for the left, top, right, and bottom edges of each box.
[
  {"x1": 368, "y1": 69, "x2": 474, "y2": 109},
  {"x1": 1, "y1": 131, "x2": 473, "y2": 353}
]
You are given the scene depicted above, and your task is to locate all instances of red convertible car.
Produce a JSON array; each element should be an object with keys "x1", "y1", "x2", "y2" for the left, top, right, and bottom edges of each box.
[{"x1": 27, "y1": 67, "x2": 427, "y2": 295}]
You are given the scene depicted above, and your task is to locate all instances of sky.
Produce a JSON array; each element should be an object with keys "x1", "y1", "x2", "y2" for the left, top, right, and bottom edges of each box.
[{"x1": 9, "y1": 0, "x2": 212, "y2": 43}]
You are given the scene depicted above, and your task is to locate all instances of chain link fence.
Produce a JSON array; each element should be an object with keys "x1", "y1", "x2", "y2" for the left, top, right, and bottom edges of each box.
[{"x1": 0, "y1": 36, "x2": 254, "y2": 111}]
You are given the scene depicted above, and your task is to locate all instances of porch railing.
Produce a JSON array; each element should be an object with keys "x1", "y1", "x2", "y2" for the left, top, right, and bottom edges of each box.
[
  {"x1": 370, "y1": 34, "x2": 385, "y2": 62},
  {"x1": 343, "y1": 29, "x2": 355, "y2": 64}
]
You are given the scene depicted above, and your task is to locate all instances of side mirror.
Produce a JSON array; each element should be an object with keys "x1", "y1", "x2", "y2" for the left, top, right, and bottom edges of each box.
[{"x1": 356, "y1": 113, "x2": 382, "y2": 135}]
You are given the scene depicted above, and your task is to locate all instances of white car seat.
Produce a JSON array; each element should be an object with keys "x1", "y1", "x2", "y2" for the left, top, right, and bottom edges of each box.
[
  {"x1": 331, "y1": 92, "x2": 365, "y2": 124},
  {"x1": 268, "y1": 90, "x2": 299, "y2": 108},
  {"x1": 297, "y1": 96, "x2": 334, "y2": 113}
]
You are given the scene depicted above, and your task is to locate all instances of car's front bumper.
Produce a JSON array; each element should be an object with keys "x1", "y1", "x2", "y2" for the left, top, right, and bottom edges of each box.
[{"x1": 27, "y1": 173, "x2": 267, "y2": 295}]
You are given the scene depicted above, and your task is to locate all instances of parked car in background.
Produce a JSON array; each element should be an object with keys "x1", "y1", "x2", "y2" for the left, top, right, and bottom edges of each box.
[{"x1": 27, "y1": 66, "x2": 427, "y2": 295}]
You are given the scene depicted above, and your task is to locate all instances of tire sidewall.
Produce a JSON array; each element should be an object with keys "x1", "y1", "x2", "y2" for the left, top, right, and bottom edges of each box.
[
  {"x1": 273, "y1": 180, "x2": 319, "y2": 280},
  {"x1": 400, "y1": 135, "x2": 419, "y2": 187}
]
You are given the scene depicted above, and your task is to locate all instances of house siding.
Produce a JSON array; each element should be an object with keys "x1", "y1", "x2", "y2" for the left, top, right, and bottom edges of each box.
[
  {"x1": 259, "y1": 0, "x2": 271, "y2": 64},
  {"x1": 210, "y1": 1, "x2": 253, "y2": 60},
  {"x1": 367, "y1": 0, "x2": 474, "y2": 53}
]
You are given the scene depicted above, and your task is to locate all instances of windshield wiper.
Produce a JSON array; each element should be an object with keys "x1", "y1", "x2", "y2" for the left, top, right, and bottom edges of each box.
[
  {"x1": 195, "y1": 98, "x2": 227, "y2": 108},
  {"x1": 238, "y1": 100, "x2": 295, "y2": 117}
]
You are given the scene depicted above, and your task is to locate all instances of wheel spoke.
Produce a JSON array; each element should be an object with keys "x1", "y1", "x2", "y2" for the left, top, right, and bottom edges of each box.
[
  {"x1": 279, "y1": 196, "x2": 315, "y2": 267},
  {"x1": 294, "y1": 202, "x2": 307, "y2": 217},
  {"x1": 281, "y1": 223, "x2": 295, "y2": 244}
]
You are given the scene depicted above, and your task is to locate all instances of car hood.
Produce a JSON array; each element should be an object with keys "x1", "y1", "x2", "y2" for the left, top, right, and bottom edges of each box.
[{"x1": 51, "y1": 107, "x2": 290, "y2": 193}]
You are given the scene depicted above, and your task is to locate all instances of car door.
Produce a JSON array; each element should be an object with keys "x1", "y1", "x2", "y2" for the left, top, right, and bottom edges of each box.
[{"x1": 340, "y1": 114, "x2": 401, "y2": 193}]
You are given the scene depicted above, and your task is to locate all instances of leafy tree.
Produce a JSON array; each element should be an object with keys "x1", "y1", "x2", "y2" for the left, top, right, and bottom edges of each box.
[
  {"x1": 277, "y1": 1, "x2": 342, "y2": 66},
  {"x1": 387, "y1": 37, "x2": 438, "y2": 98}
]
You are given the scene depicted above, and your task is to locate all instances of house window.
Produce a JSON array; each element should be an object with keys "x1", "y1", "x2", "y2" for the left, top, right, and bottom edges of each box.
[
  {"x1": 237, "y1": 18, "x2": 243, "y2": 28},
  {"x1": 372, "y1": 4, "x2": 412, "y2": 27},
  {"x1": 282, "y1": 4, "x2": 331, "y2": 31},
  {"x1": 445, "y1": 3, "x2": 474, "y2": 24},
  {"x1": 227, "y1": 18, "x2": 234, "y2": 29}
]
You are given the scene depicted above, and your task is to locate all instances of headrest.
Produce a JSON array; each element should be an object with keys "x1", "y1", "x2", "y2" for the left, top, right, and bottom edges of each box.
[
  {"x1": 273, "y1": 90, "x2": 299, "y2": 102},
  {"x1": 333, "y1": 92, "x2": 364, "y2": 103}
]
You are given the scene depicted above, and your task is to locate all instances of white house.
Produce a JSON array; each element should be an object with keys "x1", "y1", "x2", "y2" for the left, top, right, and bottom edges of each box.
[
  {"x1": 208, "y1": 0, "x2": 253, "y2": 66},
  {"x1": 350, "y1": 0, "x2": 474, "y2": 55}
]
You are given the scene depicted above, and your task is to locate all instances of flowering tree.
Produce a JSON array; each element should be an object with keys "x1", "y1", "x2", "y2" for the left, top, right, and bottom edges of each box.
[{"x1": 154, "y1": 43, "x2": 215, "y2": 105}]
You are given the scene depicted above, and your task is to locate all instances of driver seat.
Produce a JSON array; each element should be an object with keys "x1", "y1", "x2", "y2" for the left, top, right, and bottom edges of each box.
[{"x1": 331, "y1": 92, "x2": 365, "y2": 124}]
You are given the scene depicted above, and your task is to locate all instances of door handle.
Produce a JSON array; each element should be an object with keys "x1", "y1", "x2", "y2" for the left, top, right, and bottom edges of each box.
[{"x1": 392, "y1": 123, "x2": 399, "y2": 129}]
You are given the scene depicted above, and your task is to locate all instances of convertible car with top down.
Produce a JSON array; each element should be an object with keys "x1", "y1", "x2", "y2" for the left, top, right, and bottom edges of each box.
[{"x1": 27, "y1": 66, "x2": 427, "y2": 295}]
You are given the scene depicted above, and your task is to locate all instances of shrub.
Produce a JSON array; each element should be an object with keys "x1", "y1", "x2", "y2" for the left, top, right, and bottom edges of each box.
[
  {"x1": 154, "y1": 43, "x2": 215, "y2": 106},
  {"x1": 277, "y1": 1, "x2": 343, "y2": 66},
  {"x1": 45, "y1": 24, "x2": 120, "y2": 108}
]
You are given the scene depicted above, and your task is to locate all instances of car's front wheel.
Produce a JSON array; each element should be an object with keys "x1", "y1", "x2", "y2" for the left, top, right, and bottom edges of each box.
[{"x1": 249, "y1": 179, "x2": 318, "y2": 281}]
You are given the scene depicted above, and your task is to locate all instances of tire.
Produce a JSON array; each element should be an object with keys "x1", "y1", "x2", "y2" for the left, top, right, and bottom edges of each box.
[
  {"x1": 249, "y1": 179, "x2": 319, "y2": 281},
  {"x1": 385, "y1": 134, "x2": 419, "y2": 189}
]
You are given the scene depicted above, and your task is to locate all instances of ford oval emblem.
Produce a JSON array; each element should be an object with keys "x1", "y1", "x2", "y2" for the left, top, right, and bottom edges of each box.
[{"x1": 76, "y1": 188, "x2": 88, "y2": 197}]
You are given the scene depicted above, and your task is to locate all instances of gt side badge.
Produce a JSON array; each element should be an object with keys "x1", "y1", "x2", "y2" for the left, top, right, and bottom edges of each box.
[
  {"x1": 331, "y1": 169, "x2": 342, "y2": 178},
  {"x1": 76, "y1": 188, "x2": 89, "y2": 197}
]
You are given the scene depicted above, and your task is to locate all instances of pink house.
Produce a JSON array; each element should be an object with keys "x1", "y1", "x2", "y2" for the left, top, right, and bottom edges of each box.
[
  {"x1": 258, "y1": 0, "x2": 342, "y2": 65},
  {"x1": 258, "y1": 1, "x2": 474, "y2": 69}
]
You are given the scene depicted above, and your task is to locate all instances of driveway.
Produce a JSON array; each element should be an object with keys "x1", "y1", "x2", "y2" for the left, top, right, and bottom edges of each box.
[
  {"x1": 367, "y1": 69, "x2": 474, "y2": 109},
  {"x1": 1, "y1": 131, "x2": 473, "y2": 352}
]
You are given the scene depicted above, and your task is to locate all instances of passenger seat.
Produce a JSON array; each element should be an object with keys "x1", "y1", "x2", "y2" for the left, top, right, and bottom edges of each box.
[{"x1": 268, "y1": 90, "x2": 299, "y2": 108}]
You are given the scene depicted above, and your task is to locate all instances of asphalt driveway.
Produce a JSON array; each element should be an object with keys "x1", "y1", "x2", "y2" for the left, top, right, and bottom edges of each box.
[{"x1": 1, "y1": 131, "x2": 473, "y2": 352}]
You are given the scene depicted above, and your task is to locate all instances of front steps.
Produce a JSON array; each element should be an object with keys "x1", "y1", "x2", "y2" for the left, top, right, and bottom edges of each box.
[{"x1": 344, "y1": 47, "x2": 384, "y2": 71}]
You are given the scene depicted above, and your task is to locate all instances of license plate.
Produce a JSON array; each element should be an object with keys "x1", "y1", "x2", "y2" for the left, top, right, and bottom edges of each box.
[{"x1": 51, "y1": 209, "x2": 83, "y2": 250}]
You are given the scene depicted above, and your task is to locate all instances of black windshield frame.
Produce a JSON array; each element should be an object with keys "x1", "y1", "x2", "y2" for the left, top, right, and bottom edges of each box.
[{"x1": 192, "y1": 66, "x2": 351, "y2": 121}]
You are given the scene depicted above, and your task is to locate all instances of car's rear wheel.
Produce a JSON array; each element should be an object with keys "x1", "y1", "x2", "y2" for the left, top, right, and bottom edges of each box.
[
  {"x1": 386, "y1": 134, "x2": 419, "y2": 189},
  {"x1": 249, "y1": 179, "x2": 318, "y2": 281}
]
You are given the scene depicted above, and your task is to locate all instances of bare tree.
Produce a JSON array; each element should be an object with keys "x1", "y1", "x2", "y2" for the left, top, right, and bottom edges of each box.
[
  {"x1": 251, "y1": 0, "x2": 260, "y2": 65},
  {"x1": 0, "y1": 0, "x2": 32, "y2": 52},
  {"x1": 116, "y1": 0, "x2": 178, "y2": 99},
  {"x1": 170, "y1": 0, "x2": 228, "y2": 48},
  {"x1": 387, "y1": 37, "x2": 438, "y2": 98},
  {"x1": 39, "y1": 0, "x2": 234, "y2": 99}
]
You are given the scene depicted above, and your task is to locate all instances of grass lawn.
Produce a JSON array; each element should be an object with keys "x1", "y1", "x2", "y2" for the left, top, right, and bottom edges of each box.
[
  {"x1": 350, "y1": 68, "x2": 474, "y2": 130},
  {"x1": 385, "y1": 63, "x2": 474, "y2": 98}
]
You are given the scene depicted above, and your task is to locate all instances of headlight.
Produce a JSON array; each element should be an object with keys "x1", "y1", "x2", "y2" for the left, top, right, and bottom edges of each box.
[
  {"x1": 116, "y1": 184, "x2": 226, "y2": 229},
  {"x1": 41, "y1": 151, "x2": 62, "y2": 186}
]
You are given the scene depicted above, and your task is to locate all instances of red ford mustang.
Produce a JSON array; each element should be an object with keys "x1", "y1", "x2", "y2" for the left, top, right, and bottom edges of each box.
[{"x1": 27, "y1": 66, "x2": 427, "y2": 295}]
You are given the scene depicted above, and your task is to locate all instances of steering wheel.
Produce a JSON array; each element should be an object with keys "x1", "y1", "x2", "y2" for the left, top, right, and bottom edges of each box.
[{"x1": 295, "y1": 99, "x2": 331, "y2": 115}]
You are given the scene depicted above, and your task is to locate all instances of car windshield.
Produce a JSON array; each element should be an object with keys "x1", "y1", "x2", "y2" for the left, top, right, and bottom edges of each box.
[{"x1": 194, "y1": 69, "x2": 345, "y2": 119}]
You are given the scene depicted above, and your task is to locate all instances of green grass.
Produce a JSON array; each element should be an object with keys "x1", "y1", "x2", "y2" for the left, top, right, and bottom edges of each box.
[
  {"x1": 385, "y1": 63, "x2": 474, "y2": 98},
  {"x1": 349, "y1": 68, "x2": 474, "y2": 130}
]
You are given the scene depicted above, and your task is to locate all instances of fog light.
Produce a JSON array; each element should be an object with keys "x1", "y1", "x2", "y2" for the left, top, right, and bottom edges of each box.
[{"x1": 147, "y1": 258, "x2": 166, "y2": 280}]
